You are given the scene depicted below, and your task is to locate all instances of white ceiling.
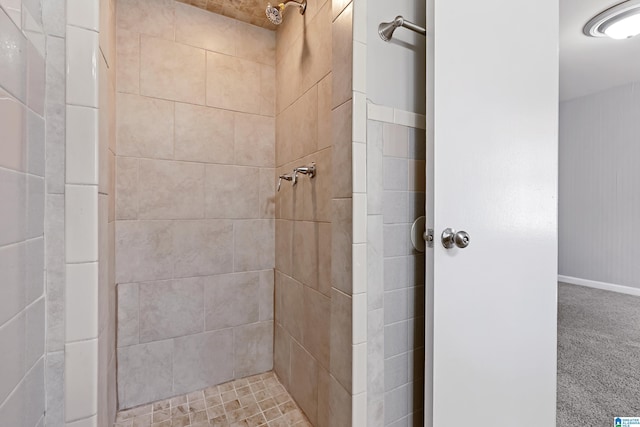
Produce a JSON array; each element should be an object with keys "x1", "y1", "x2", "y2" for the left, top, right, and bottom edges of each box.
[{"x1": 560, "y1": 0, "x2": 640, "y2": 101}]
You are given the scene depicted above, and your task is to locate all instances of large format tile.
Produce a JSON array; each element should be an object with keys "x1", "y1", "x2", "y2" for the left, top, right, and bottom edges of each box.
[
  {"x1": 137, "y1": 159, "x2": 205, "y2": 220},
  {"x1": 139, "y1": 278, "x2": 204, "y2": 343},
  {"x1": 117, "y1": 283, "x2": 139, "y2": 347},
  {"x1": 115, "y1": 28, "x2": 139, "y2": 94},
  {"x1": 116, "y1": 93, "x2": 174, "y2": 159},
  {"x1": 0, "y1": 169, "x2": 26, "y2": 246},
  {"x1": 290, "y1": 341, "x2": 318, "y2": 425},
  {"x1": 175, "y1": 2, "x2": 236, "y2": 55},
  {"x1": 331, "y1": 3, "x2": 352, "y2": 108},
  {"x1": 330, "y1": 288, "x2": 352, "y2": 393},
  {"x1": 116, "y1": 220, "x2": 174, "y2": 283},
  {"x1": 174, "y1": 103, "x2": 234, "y2": 164},
  {"x1": 302, "y1": 287, "x2": 330, "y2": 369},
  {"x1": 233, "y1": 321, "x2": 273, "y2": 378},
  {"x1": 116, "y1": 0, "x2": 174, "y2": 39},
  {"x1": 172, "y1": 219, "x2": 234, "y2": 278},
  {"x1": 235, "y1": 113, "x2": 275, "y2": 167},
  {"x1": 206, "y1": 51, "x2": 261, "y2": 114},
  {"x1": 173, "y1": 330, "x2": 234, "y2": 395},
  {"x1": 0, "y1": 88, "x2": 26, "y2": 172},
  {"x1": 233, "y1": 219, "x2": 274, "y2": 272},
  {"x1": 205, "y1": 164, "x2": 259, "y2": 219},
  {"x1": 331, "y1": 198, "x2": 352, "y2": 294},
  {"x1": 140, "y1": 35, "x2": 206, "y2": 105},
  {"x1": 204, "y1": 272, "x2": 260, "y2": 330},
  {"x1": 117, "y1": 340, "x2": 173, "y2": 409}
]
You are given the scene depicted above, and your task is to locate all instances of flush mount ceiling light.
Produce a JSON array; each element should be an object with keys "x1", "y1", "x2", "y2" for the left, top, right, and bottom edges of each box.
[{"x1": 584, "y1": 0, "x2": 640, "y2": 39}]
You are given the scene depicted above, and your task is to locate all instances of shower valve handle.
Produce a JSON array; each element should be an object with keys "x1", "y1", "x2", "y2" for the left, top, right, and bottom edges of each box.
[{"x1": 277, "y1": 174, "x2": 293, "y2": 192}]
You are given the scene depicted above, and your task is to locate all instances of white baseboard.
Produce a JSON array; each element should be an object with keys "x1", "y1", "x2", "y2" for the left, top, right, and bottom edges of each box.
[{"x1": 558, "y1": 275, "x2": 640, "y2": 297}]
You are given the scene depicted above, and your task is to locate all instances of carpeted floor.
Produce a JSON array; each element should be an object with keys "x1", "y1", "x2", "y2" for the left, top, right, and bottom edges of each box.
[{"x1": 557, "y1": 282, "x2": 640, "y2": 426}]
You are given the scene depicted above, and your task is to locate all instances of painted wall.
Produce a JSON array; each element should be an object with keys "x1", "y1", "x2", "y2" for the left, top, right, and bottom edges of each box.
[
  {"x1": 114, "y1": 0, "x2": 276, "y2": 409},
  {"x1": 559, "y1": 82, "x2": 640, "y2": 290},
  {"x1": 0, "y1": 1, "x2": 46, "y2": 425},
  {"x1": 366, "y1": 0, "x2": 426, "y2": 114}
]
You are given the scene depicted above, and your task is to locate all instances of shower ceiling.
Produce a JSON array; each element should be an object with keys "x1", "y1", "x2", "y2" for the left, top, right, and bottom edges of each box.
[{"x1": 177, "y1": 0, "x2": 277, "y2": 29}]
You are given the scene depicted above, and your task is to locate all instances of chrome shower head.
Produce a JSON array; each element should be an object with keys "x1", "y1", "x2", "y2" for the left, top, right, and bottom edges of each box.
[
  {"x1": 265, "y1": 0, "x2": 307, "y2": 25},
  {"x1": 266, "y1": 3, "x2": 283, "y2": 25},
  {"x1": 378, "y1": 16, "x2": 404, "y2": 41}
]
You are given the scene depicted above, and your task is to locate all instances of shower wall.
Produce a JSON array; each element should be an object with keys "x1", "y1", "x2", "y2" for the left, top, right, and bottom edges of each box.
[
  {"x1": 0, "y1": 1, "x2": 46, "y2": 425},
  {"x1": 114, "y1": 0, "x2": 276, "y2": 409},
  {"x1": 273, "y1": 0, "x2": 354, "y2": 425}
]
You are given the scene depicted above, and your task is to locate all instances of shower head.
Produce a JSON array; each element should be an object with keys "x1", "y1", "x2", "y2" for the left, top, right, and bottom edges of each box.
[
  {"x1": 378, "y1": 16, "x2": 404, "y2": 41},
  {"x1": 265, "y1": 0, "x2": 307, "y2": 25}
]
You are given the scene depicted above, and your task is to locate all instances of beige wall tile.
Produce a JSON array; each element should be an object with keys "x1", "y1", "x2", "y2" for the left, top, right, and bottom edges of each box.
[
  {"x1": 289, "y1": 341, "x2": 318, "y2": 425},
  {"x1": 332, "y1": 0, "x2": 351, "y2": 20},
  {"x1": 206, "y1": 52, "x2": 261, "y2": 114},
  {"x1": 116, "y1": 93, "x2": 174, "y2": 159},
  {"x1": 204, "y1": 271, "x2": 260, "y2": 330},
  {"x1": 116, "y1": 0, "x2": 175, "y2": 39},
  {"x1": 172, "y1": 219, "x2": 234, "y2": 278},
  {"x1": 259, "y1": 168, "x2": 276, "y2": 219},
  {"x1": 260, "y1": 65, "x2": 276, "y2": 117},
  {"x1": 292, "y1": 221, "x2": 318, "y2": 289},
  {"x1": 329, "y1": 374, "x2": 351, "y2": 427},
  {"x1": 258, "y1": 269, "x2": 274, "y2": 321},
  {"x1": 317, "y1": 73, "x2": 332, "y2": 150},
  {"x1": 302, "y1": 286, "x2": 329, "y2": 369},
  {"x1": 116, "y1": 28, "x2": 139, "y2": 94},
  {"x1": 173, "y1": 330, "x2": 234, "y2": 395},
  {"x1": 236, "y1": 21, "x2": 275, "y2": 67},
  {"x1": 235, "y1": 113, "x2": 275, "y2": 167},
  {"x1": 277, "y1": 87, "x2": 318, "y2": 166},
  {"x1": 138, "y1": 159, "x2": 205, "y2": 220},
  {"x1": 140, "y1": 35, "x2": 206, "y2": 105},
  {"x1": 205, "y1": 164, "x2": 260, "y2": 219},
  {"x1": 331, "y1": 198, "x2": 352, "y2": 294},
  {"x1": 175, "y1": 103, "x2": 235, "y2": 164},
  {"x1": 175, "y1": 2, "x2": 237, "y2": 55},
  {"x1": 301, "y1": 1, "x2": 331, "y2": 93},
  {"x1": 117, "y1": 340, "x2": 173, "y2": 409},
  {"x1": 233, "y1": 219, "x2": 274, "y2": 272},
  {"x1": 316, "y1": 365, "x2": 330, "y2": 427},
  {"x1": 332, "y1": 100, "x2": 352, "y2": 199},
  {"x1": 275, "y1": 273, "x2": 304, "y2": 342},
  {"x1": 275, "y1": 36, "x2": 303, "y2": 114},
  {"x1": 296, "y1": 149, "x2": 331, "y2": 222},
  {"x1": 115, "y1": 156, "x2": 138, "y2": 220},
  {"x1": 331, "y1": 4, "x2": 352, "y2": 108},
  {"x1": 330, "y1": 289, "x2": 352, "y2": 393},
  {"x1": 138, "y1": 278, "x2": 204, "y2": 343},
  {"x1": 233, "y1": 321, "x2": 273, "y2": 378},
  {"x1": 275, "y1": 219, "x2": 292, "y2": 276},
  {"x1": 116, "y1": 220, "x2": 174, "y2": 284},
  {"x1": 273, "y1": 320, "x2": 291, "y2": 388},
  {"x1": 317, "y1": 222, "x2": 332, "y2": 298},
  {"x1": 116, "y1": 283, "x2": 139, "y2": 348}
]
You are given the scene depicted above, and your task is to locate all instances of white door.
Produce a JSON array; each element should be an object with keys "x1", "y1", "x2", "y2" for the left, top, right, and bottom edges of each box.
[{"x1": 426, "y1": 0, "x2": 559, "y2": 425}]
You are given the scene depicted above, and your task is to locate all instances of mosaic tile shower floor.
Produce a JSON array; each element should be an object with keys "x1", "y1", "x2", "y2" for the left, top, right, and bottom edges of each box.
[{"x1": 114, "y1": 372, "x2": 311, "y2": 427}]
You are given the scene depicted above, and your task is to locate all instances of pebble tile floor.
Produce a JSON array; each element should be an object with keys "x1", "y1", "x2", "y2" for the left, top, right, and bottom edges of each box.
[{"x1": 114, "y1": 372, "x2": 312, "y2": 427}]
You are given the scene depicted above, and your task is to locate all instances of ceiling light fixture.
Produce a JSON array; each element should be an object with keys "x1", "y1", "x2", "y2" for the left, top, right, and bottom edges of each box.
[{"x1": 584, "y1": 0, "x2": 640, "y2": 39}]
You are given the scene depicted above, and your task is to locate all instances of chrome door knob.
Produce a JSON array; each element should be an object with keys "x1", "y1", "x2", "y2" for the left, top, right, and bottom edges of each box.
[{"x1": 441, "y1": 228, "x2": 470, "y2": 249}]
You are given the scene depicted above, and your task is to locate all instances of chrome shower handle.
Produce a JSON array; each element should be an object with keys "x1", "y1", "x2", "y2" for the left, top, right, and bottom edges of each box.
[
  {"x1": 277, "y1": 174, "x2": 293, "y2": 192},
  {"x1": 292, "y1": 162, "x2": 316, "y2": 185}
]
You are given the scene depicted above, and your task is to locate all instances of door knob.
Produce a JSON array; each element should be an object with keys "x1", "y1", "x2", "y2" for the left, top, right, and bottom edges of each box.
[{"x1": 441, "y1": 228, "x2": 470, "y2": 249}]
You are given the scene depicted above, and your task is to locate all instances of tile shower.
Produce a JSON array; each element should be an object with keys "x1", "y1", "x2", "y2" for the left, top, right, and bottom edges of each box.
[{"x1": 0, "y1": 0, "x2": 428, "y2": 425}]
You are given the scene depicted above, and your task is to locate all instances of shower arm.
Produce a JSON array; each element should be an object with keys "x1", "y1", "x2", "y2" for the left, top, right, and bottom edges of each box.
[
  {"x1": 281, "y1": 0, "x2": 306, "y2": 14},
  {"x1": 378, "y1": 15, "x2": 426, "y2": 41}
]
